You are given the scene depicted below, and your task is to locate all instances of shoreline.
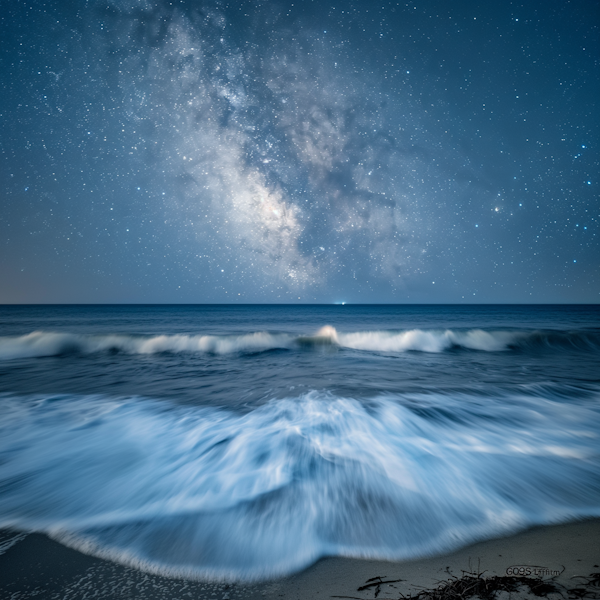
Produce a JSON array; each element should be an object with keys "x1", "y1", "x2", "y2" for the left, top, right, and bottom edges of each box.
[{"x1": 1, "y1": 519, "x2": 599, "y2": 599}]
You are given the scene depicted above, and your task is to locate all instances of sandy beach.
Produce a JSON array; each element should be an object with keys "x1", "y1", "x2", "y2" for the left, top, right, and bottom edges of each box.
[{"x1": 1, "y1": 519, "x2": 598, "y2": 600}]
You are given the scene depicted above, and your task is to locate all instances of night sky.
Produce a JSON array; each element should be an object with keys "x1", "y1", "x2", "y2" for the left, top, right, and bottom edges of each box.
[{"x1": 1, "y1": 0, "x2": 598, "y2": 303}]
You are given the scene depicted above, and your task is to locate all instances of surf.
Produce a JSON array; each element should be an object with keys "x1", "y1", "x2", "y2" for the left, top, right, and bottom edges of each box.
[
  {"x1": 0, "y1": 387, "x2": 599, "y2": 580},
  {"x1": 1, "y1": 327, "x2": 599, "y2": 360}
]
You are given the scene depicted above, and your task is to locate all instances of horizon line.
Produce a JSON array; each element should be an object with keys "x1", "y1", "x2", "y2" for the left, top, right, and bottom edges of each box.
[{"x1": 1, "y1": 302, "x2": 599, "y2": 307}]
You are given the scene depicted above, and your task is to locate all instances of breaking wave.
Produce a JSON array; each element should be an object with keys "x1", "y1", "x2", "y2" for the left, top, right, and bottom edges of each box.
[
  {"x1": 0, "y1": 387, "x2": 599, "y2": 580},
  {"x1": 0, "y1": 327, "x2": 599, "y2": 360},
  {"x1": 0, "y1": 330, "x2": 293, "y2": 359}
]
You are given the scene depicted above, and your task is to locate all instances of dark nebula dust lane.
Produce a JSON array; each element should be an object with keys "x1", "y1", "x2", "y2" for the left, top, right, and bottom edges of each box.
[{"x1": 1, "y1": 0, "x2": 598, "y2": 303}]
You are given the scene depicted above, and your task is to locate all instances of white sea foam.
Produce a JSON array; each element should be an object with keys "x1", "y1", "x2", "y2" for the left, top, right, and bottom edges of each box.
[
  {"x1": 0, "y1": 531, "x2": 27, "y2": 556},
  {"x1": 335, "y1": 328, "x2": 518, "y2": 352},
  {"x1": 0, "y1": 326, "x2": 571, "y2": 361},
  {"x1": 0, "y1": 330, "x2": 295, "y2": 360},
  {"x1": 0, "y1": 388, "x2": 599, "y2": 580}
]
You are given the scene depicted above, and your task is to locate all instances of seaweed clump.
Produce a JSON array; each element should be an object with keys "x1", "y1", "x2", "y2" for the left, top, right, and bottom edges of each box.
[
  {"x1": 568, "y1": 573, "x2": 600, "y2": 599},
  {"x1": 397, "y1": 567, "x2": 564, "y2": 600},
  {"x1": 332, "y1": 567, "x2": 600, "y2": 600}
]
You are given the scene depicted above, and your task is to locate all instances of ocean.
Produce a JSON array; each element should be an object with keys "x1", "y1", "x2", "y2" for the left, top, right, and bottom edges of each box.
[{"x1": 0, "y1": 304, "x2": 599, "y2": 581}]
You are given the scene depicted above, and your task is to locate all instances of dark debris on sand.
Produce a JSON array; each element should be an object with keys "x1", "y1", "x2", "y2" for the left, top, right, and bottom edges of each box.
[
  {"x1": 332, "y1": 567, "x2": 600, "y2": 600},
  {"x1": 397, "y1": 567, "x2": 563, "y2": 600},
  {"x1": 567, "y1": 573, "x2": 600, "y2": 599}
]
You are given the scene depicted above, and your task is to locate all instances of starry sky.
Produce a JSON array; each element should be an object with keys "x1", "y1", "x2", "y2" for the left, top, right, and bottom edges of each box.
[{"x1": 1, "y1": 0, "x2": 598, "y2": 303}]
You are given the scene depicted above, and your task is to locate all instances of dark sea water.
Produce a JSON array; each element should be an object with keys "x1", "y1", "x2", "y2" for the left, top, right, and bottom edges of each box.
[{"x1": 0, "y1": 304, "x2": 599, "y2": 580}]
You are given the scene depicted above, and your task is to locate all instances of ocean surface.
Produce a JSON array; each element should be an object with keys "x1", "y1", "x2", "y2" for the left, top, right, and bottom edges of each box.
[{"x1": 0, "y1": 304, "x2": 599, "y2": 580}]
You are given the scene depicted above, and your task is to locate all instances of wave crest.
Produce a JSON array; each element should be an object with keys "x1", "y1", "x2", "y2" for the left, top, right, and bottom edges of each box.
[
  {"x1": 0, "y1": 327, "x2": 598, "y2": 360},
  {"x1": 0, "y1": 330, "x2": 294, "y2": 360}
]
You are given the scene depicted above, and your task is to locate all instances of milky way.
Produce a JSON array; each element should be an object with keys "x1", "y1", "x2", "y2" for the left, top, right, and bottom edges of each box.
[{"x1": 1, "y1": 0, "x2": 598, "y2": 302}]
